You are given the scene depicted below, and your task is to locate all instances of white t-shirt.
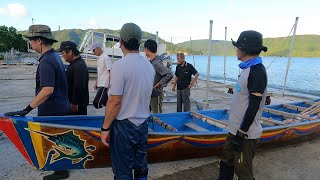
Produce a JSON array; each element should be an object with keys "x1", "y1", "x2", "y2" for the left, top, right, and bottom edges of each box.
[
  {"x1": 97, "y1": 52, "x2": 112, "y2": 87},
  {"x1": 108, "y1": 53, "x2": 155, "y2": 126}
]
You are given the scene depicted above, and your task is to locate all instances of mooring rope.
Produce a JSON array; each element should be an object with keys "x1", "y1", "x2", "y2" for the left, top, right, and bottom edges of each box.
[{"x1": 265, "y1": 24, "x2": 295, "y2": 70}]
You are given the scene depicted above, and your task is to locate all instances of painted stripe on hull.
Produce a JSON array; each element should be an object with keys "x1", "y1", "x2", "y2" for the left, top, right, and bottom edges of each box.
[
  {"x1": 28, "y1": 122, "x2": 46, "y2": 169},
  {"x1": 0, "y1": 117, "x2": 34, "y2": 168}
]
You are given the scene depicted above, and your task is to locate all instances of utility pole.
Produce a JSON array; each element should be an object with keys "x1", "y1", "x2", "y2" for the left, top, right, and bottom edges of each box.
[
  {"x1": 205, "y1": 20, "x2": 213, "y2": 109},
  {"x1": 282, "y1": 17, "x2": 299, "y2": 97}
]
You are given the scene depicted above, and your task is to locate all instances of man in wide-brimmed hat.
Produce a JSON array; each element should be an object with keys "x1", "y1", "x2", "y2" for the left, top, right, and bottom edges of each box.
[
  {"x1": 217, "y1": 30, "x2": 268, "y2": 180},
  {"x1": 4, "y1": 24, "x2": 70, "y2": 179}
]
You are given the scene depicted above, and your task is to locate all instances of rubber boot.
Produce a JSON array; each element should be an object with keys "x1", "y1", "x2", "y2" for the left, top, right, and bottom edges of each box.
[{"x1": 217, "y1": 161, "x2": 234, "y2": 180}]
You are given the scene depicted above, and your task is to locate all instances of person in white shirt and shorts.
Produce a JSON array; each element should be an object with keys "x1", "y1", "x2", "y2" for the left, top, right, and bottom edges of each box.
[{"x1": 90, "y1": 42, "x2": 112, "y2": 109}]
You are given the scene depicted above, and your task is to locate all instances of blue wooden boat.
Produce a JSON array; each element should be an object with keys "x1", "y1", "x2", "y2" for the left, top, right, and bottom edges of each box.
[{"x1": 0, "y1": 100, "x2": 320, "y2": 171}]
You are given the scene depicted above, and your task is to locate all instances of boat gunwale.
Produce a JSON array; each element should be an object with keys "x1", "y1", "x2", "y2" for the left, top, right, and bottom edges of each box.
[{"x1": 8, "y1": 117, "x2": 320, "y2": 136}]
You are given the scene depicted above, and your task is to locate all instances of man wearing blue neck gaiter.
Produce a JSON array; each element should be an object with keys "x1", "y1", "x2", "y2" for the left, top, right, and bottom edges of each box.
[{"x1": 217, "y1": 30, "x2": 268, "y2": 180}]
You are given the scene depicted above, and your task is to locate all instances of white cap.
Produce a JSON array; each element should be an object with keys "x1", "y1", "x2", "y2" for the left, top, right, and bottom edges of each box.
[{"x1": 90, "y1": 42, "x2": 103, "y2": 51}]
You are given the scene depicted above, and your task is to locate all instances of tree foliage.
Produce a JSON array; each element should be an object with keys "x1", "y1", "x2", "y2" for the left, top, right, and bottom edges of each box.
[{"x1": 0, "y1": 26, "x2": 27, "y2": 52}]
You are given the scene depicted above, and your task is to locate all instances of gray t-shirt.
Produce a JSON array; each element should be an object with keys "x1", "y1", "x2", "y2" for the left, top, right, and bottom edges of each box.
[
  {"x1": 108, "y1": 53, "x2": 155, "y2": 126},
  {"x1": 228, "y1": 63, "x2": 267, "y2": 139}
]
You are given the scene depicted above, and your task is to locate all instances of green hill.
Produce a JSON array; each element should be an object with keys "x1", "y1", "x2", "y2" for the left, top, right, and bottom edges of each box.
[
  {"x1": 18, "y1": 28, "x2": 320, "y2": 57},
  {"x1": 176, "y1": 35, "x2": 320, "y2": 57}
]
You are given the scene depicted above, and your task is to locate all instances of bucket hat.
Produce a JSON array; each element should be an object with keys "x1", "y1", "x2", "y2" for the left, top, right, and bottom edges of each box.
[
  {"x1": 232, "y1": 30, "x2": 267, "y2": 54},
  {"x1": 25, "y1": 24, "x2": 57, "y2": 42}
]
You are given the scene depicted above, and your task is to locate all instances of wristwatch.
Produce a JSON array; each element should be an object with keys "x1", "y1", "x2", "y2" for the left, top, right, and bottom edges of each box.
[{"x1": 101, "y1": 127, "x2": 110, "y2": 131}]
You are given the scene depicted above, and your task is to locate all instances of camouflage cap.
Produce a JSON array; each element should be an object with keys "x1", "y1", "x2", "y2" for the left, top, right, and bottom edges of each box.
[
  {"x1": 25, "y1": 24, "x2": 57, "y2": 43},
  {"x1": 120, "y1": 23, "x2": 142, "y2": 43}
]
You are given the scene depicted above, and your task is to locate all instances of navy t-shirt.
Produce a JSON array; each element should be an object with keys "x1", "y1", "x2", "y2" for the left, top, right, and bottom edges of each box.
[{"x1": 35, "y1": 49, "x2": 70, "y2": 116}]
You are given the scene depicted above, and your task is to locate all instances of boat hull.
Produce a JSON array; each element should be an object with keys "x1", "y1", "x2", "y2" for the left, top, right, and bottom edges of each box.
[{"x1": 1, "y1": 101, "x2": 320, "y2": 170}]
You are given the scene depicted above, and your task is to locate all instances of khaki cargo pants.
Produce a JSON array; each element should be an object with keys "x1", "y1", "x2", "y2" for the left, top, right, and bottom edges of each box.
[
  {"x1": 150, "y1": 92, "x2": 164, "y2": 114},
  {"x1": 221, "y1": 133, "x2": 259, "y2": 180}
]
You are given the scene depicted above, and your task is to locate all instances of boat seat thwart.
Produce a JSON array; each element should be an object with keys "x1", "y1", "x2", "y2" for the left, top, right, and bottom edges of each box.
[
  {"x1": 282, "y1": 104, "x2": 306, "y2": 112},
  {"x1": 260, "y1": 117, "x2": 286, "y2": 126},
  {"x1": 185, "y1": 123, "x2": 209, "y2": 131}
]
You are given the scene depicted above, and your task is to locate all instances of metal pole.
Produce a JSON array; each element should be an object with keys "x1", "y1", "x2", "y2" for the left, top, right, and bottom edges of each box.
[
  {"x1": 190, "y1": 37, "x2": 197, "y2": 86},
  {"x1": 156, "y1": 31, "x2": 159, "y2": 55},
  {"x1": 190, "y1": 37, "x2": 195, "y2": 67},
  {"x1": 282, "y1": 17, "x2": 299, "y2": 97},
  {"x1": 205, "y1": 20, "x2": 213, "y2": 109},
  {"x1": 223, "y1": 26, "x2": 227, "y2": 84},
  {"x1": 58, "y1": 26, "x2": 61, "y2": 42}
]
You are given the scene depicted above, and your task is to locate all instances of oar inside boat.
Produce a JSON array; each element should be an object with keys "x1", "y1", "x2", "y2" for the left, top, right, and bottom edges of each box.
[{"x1": 149, "y1": 116, "x2": 178, "y2": 132}]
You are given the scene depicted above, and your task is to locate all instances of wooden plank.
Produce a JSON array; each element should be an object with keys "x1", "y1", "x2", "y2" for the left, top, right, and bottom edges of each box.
[
  {"x1": 300, "y1": 100, "x2": 320, "y2": 114},
  {"x1": 185, "y1": 123, "x2": 209, "y2": 131},
  {"x1": 304, "y1": 106, "x2": 320, "y2": 116},
  {"x1": 263, "y1": 107, "x2": 317, "y2": 120},
  {"x1": 304, "y1": 101, "x2": 318, "y2": 105},
  {"x1": 260, "y1": 117, "x2": 286, "y2": 126},
  {"x1": 283, "y1": 104, "x2": 306, "y2": 112},
  {"x1": 190, "y1": 111, "x2": 228, "y2": 129}
]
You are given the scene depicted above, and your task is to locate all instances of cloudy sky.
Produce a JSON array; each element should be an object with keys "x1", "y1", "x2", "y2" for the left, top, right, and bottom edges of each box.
[{"x1": 0, "y1": 0, "x2": 318, "y2": 43}]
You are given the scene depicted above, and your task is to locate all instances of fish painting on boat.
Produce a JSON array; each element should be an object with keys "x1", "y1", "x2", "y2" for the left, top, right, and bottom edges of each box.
[{"x1": 0, "y1": 100, "x2": 320, "y2": 171}]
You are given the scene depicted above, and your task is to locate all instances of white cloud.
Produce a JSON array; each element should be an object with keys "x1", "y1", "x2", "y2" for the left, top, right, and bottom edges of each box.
[
  {"x1": 87, "y1": 19, "x2": 98, "y2": 29},
  {"x1": 0, "y1": 3, "x2": 28, "y2": 17}
]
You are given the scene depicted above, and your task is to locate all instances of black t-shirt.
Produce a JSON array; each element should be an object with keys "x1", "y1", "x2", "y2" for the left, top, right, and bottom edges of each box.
[
  {"x1": 66, "y1": 57, "x2": 89, "y2": 107},
  {"x1": 175, "y1": 62, "x2": 198, "y2": 90}
]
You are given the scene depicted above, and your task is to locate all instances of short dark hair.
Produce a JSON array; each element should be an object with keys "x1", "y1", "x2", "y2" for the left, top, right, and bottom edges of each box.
[
  {"x1": 177, "y1": 53, "x2": 185, "y2": 59},
  {"x1": 144, "y1": 39, "x2": 157, "y2": 53},
  {"x1": 29, "y1": 36, "x2": 54, "y2": 46},
  {"x1": 122, "y1": 38, "x2": 140, "y2": 51}
]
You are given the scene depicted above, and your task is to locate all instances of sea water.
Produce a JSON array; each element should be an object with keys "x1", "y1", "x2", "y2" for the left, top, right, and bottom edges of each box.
[
  {"x1": 7, "y1": 54, "x2": 320, "y2": 98},
  {"x1": 173, "y1": 55, "x2": 320, "y2": 98}
]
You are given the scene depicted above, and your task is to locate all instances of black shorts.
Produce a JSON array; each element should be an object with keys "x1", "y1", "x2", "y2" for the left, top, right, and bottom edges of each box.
[{"x1": 93, "y1": 87, "x2": 108, "y2": 109}]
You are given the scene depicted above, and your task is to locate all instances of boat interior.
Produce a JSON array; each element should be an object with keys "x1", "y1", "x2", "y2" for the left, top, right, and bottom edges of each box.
[{"x1": 9, "y1": 100, "x2": 318, "y2": 134}]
